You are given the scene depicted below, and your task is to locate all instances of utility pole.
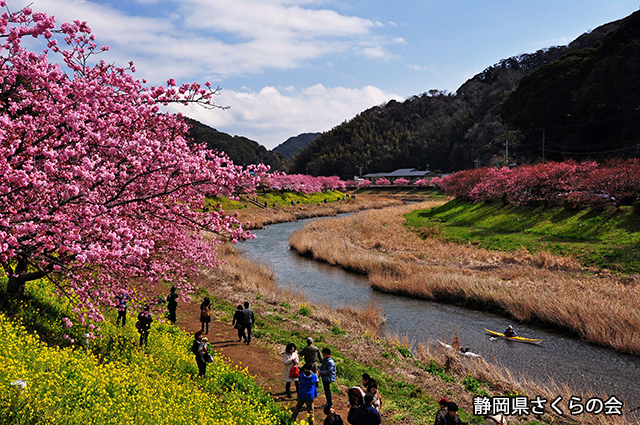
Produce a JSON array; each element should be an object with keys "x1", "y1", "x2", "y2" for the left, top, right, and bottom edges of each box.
[{"x1": 542, "y1": 128, "x2": 546, "y2": 163}]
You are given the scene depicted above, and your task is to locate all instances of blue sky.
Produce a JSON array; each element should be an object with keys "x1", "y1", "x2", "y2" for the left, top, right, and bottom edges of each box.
[{"x1": 11, "y1": 0, "x2": 640, "y2": 149}]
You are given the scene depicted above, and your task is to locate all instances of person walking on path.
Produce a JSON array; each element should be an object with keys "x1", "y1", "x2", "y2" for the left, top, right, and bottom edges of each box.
[
  {"x1": 115, "y1": 292, "x2": 129, "y2": 327},
  {"x1": 241, "y1": 301, "x2": 254, "y2": 345},
  {"x1": 299, "y1": 337, "x2": 322, "y2": 372},
  {"x1": 291, "y1": 365, "x2": 318, "y2": 424},
  {"x1": 166, "y1": 286, "x2": 178, "y2": 325},
  {"x1": 200, "y1": 297, "x2": 211, "y2": 334},
  {"x1": 136, "y1": 305, "x2": 153, "y2": 347},
  {"x1": 232, "y1": 304, "x2": 245, "y2": 342},
  {"x1": 282, "y1": 342, "x2": 300, "y2": 398},
  {"x1": 347, "y1": 394, "x2": 381, "y2": 425},
  {"x1": 191, "y1": 330, "x2": 208, "y2": 378},
  {"x1": 319, "y1": 347, "x2": 336, "y2": 408}
]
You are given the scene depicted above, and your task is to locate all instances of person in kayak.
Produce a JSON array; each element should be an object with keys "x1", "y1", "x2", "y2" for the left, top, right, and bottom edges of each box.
[{"x1": 503, "y1": 325, "x2": 518, "y2": 337}]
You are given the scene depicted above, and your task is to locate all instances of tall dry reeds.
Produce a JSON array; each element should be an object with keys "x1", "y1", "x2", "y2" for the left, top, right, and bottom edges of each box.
[{"x1": 288, "y1": 202, "x2": 640, "y2": 355}]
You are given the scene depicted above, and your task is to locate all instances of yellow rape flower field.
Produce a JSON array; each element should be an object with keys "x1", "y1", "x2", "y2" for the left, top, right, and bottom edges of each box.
[{"x1": 0, "y1": 312, "x2": 287, "y2": 424}]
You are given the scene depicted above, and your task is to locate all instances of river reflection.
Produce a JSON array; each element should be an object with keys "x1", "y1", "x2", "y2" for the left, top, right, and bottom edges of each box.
[{"x1": 236, "y1": 216, "x2": 640, "y2": 412}]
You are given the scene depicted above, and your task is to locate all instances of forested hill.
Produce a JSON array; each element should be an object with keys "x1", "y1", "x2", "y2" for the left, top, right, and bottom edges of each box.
[
  {"x1": 185, "y1": 118, "x2": 286, "y2": 171},
  {"x1": 273, "y1": 132, "x2": 320, "y2": 159},
  {"x1": 502, "y1": 10, "x2": 640, "y2": 161},
  {"x1": 289, "y1": 18, "x2": 622, "y2": 178}
]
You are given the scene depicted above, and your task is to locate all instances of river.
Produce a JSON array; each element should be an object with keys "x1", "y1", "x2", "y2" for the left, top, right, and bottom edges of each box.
[{"x1": 236, "y1": 215, "x2": 640, "y2": 414}]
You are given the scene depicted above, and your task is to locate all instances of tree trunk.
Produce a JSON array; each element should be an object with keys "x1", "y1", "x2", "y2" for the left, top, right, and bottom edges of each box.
[{"x1": 6, "y1": 274, "x2": 26, "y2": 297}]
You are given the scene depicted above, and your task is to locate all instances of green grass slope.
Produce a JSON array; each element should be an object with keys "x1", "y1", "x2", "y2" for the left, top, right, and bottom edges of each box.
[{"x1": 405, "y1": 199, "x2": 640, "y2": 273}]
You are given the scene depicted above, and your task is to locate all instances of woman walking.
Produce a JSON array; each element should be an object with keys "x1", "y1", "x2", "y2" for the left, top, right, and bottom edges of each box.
[
  {"x1": 200, "y1": 297, "x2": 211, "y2": 334},
  {"x1": 282, "y1": 342, "x2": 300, "y2": 398}
]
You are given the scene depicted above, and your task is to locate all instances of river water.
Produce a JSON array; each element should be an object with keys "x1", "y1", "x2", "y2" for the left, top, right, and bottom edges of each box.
[{"x1": 236, "y1": 215, "x2": 640, "y2": 414}]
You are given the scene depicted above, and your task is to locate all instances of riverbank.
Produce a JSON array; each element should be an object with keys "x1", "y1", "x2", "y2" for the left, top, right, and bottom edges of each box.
[
  {"x1": 288, "y1": 202, "x2": 640, "y2": 356},
  {"x1": 195, "y1": 239, "x2": 633, "y2": 425},
  {"x1": 233, "y1": 193, "x2": 402, "y2": 229}
]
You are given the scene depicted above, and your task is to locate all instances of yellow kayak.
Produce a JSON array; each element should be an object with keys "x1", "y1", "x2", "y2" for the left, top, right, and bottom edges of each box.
[{"x1": 485, "y1": 328, "x2": 544, "y2": 345}]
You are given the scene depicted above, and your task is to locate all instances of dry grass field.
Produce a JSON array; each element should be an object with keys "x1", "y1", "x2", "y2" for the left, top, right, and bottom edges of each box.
[{"x1": 288, "y1": 201, "x2": 640, "y2": 355}]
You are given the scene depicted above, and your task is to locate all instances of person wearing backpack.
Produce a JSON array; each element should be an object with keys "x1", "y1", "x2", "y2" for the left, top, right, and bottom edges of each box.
[{"x1": 200, "y1": 297, "x2": 211, "y2": 334}]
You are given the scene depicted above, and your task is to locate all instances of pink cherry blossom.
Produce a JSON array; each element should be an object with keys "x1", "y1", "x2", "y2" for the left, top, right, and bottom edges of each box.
[{"x1": 0, "y1": 3, "x2": 266, "y2": 332}]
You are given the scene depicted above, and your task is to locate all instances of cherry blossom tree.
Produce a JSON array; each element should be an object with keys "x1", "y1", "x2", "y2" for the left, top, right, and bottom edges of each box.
[
  {"x1": 0, "y1": 3, "x2": 265, "y2": 328},
  {"x1": 413, "y1": 179, "x2": 428, "y2": 186},
  {"x1": 376, "y1": 178, "x2": 391, "y2": 186},
  {"x1": 357, "y1": 179, "x2": 372, "y2": 188},
  {"x1": 393, "y1": 178, "x2": 410, "y2": 186}
]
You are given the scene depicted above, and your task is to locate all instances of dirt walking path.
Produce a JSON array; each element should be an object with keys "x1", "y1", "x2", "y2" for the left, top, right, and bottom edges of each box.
[{"x1": 173, "y1": 295, "x2": 350, "y2": 424}]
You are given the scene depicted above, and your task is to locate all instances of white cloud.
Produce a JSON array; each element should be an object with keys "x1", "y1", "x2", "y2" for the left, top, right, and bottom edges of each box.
[
  {"x1": 25, "y1": 0, "x2": 391, "y2": 85},
  {"x1": 177, "y1": 84, "x2": 403, "y2": 149},
  {"x1": 360, "y1": 46, "x2": 387, "y2": 59}
]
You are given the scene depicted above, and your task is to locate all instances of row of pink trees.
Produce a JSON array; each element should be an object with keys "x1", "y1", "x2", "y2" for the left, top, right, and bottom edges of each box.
[
  {"x1": 262, "y1": 174, "x2": 346, "y2": 193},
  {"x1": 432, "y1": 159, "x2": 640, "y2": 208},
  {"x1": 262, "y1": 175, "x2": 433, "y2": 192},
  {"x1": 0, "y1": 3, "x2": 266, "y2": 331}
]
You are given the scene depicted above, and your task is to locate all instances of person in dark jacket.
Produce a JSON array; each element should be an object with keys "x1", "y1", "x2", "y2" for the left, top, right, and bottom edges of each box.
[
  {"x1": 324, "y1": 405, "x2": 344, "y2": 425},
  {"x1": 232, "y1": 304, "x2": 245, "y2": 342},
  {"x1": 166, "y1": 286, "x2": 178, "y2": 325},
  {"x1": 191, "y1": 330, "x2": 208, "y2": 378},
  {"x1": 299, "y1": 337, "x2": 322, "y2": 372},
  {"x1": 347, "y1": 393, "x2": 381, "y2": 425},
  {"x1": 137, "y1": 305, "x2": 153, "y2": 347},
  {"x1": 241, "y1": 301, "x2": 254, "y2": 345},
  {"x1": 291, "y1": 365, "x2": 319, "y2": 424},
  {"x1": 435, "y1": 398, "x2": 449, "y2": 425},
  {"x1": 443, "y1": 402, "x2": 466, "y2": 425}
]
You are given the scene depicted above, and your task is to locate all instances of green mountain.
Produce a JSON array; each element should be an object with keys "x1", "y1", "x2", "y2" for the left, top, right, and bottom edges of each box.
[
  {"x1": 185, "y1": 118, "x2": 286, "y2": 171},
  {"x1": 273, "y1": 132, "x2": 320, "y2": 160},
  {"x1": 290, "y1": 18, "x2": 622, "y2": 178},
  {"x1": 501, "y1": 10, "x2": 640, "y2": 161}
]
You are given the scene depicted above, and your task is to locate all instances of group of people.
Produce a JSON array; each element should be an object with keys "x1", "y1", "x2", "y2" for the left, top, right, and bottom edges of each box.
[
  {"x1": 191, "y1": 300, "x2": 255, "y2": 378},
  {"x1": 232, "y1": 301, "x2": 255, "y2": 344},
  {"x1": 435, "y1": 398, "x2": 467, "y2": 425},
  {"x1": 284, "y1": 337, "x2": 382, "y2": 425},
  {"x1": 114, "y1": 286, "x2": 180, "y2": 348}
]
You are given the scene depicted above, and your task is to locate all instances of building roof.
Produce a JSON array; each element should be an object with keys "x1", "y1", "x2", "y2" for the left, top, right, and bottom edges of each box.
[{"x1": 363, "y1": 168, "x2": 431, "y2": 179}]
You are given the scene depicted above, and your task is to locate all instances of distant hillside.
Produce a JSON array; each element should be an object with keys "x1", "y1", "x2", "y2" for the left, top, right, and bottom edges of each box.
[
  {"x1": 502, "y1": 10, "x2": 640, "y2": 161},
  {"x1": 185, "y1": 118, "x2": 286, "y2": 171},
  {"x1": 290, "y1": 18, "x2": 621, "y2": 178},
  {"x1": 273, "y1": 133, "x2": 320, "y2": 160}
]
